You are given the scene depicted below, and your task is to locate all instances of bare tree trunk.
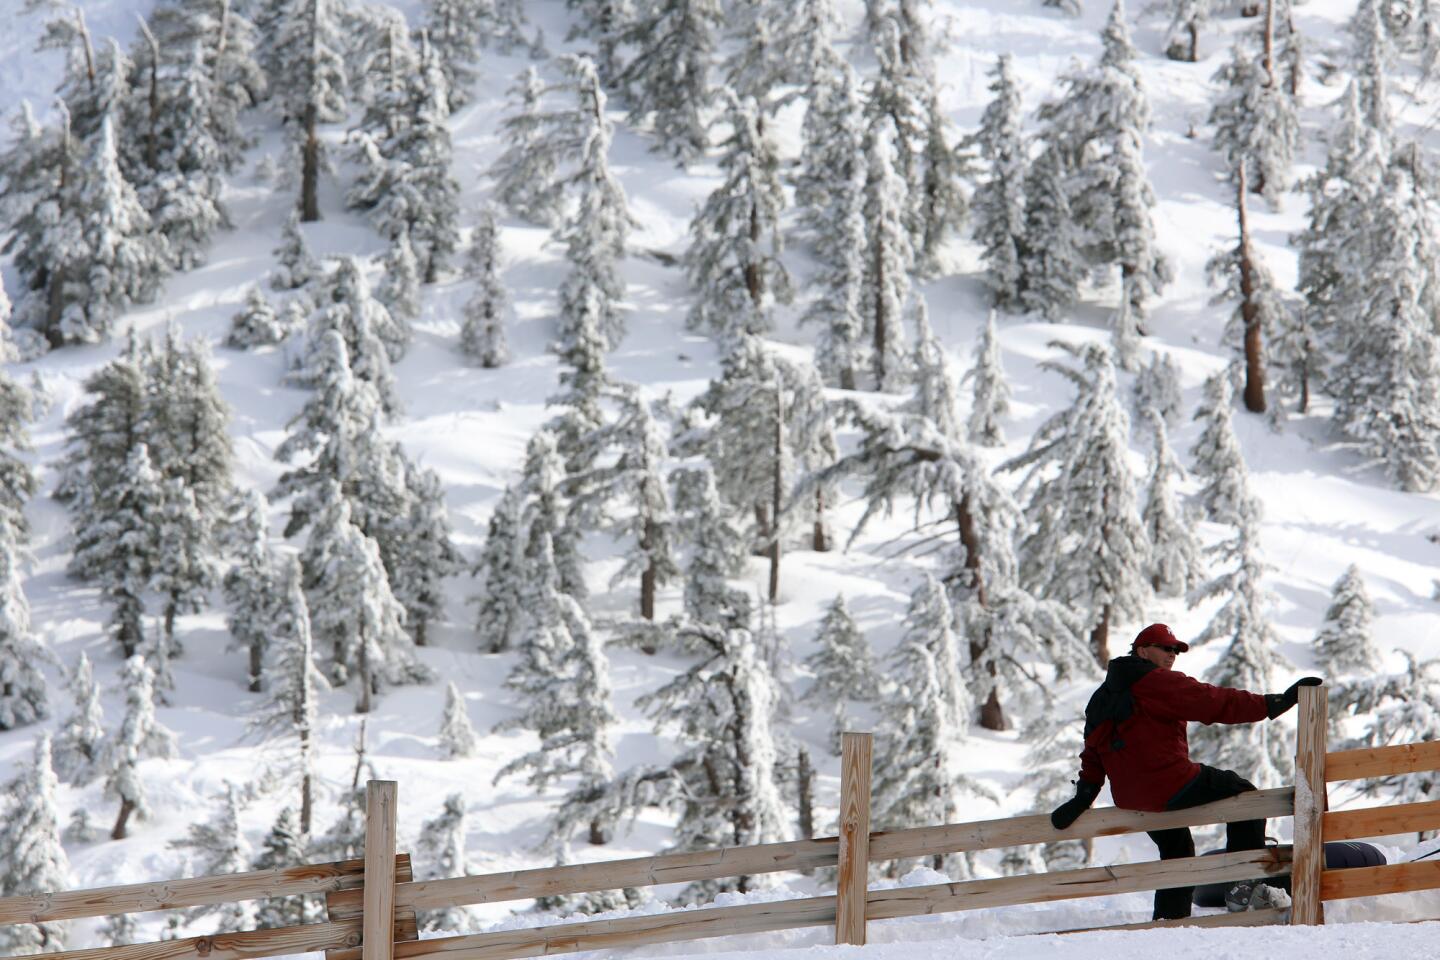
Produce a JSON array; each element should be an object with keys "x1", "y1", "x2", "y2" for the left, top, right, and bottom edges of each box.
[
  {"x1": 640, "y1": 515, "x2": 657, "y2": 620},
  {"x1": 797, "y1": 747, "x2": 815, "y2": 841},
  {"x1": 588, "y1": 818, "x2": 610, "y2": 845},
  {"x1": 301, "y1": 101, "x2": 321, "y2": 222},
  {"x1": 136, "y1": 16, "x2": 160, "y2": 171},
  {"x1": 111, "y1": 797, "x2": 135, "y2": 840},
  {"x1": 872, "y1": 239, "x2": 888, "y2": 389},
  {"x1": 812, "y1": 487, "x2": 829, "y2": 552},
  {"x1": 76, "y1": 10, "x2": 96, "y2": 89},
  {"x1": 356, "y1": 624, "x2": 372, "y2": 714},
  {"x1": 957, "y1": 494, "x2": 1007, "y2": 731},
  {"x1": 1090, "y1": 603, "x2": 1112, "y2": 669},
  {"x1": 1236, "y1": 165, "x2": 1267, "y2": 413},
  {"x1": 300, "y1": 727, "x2": 314, "y2": 834},
  {"x1": 768, "y1": 371, "x2": 783, "y2": 603},
  {"x1": 249, "y1": 636, "x2": 263, "y2": 693}
]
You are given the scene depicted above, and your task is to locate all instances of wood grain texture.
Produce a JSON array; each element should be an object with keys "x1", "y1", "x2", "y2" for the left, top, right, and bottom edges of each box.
[
  {"x1": 34, "y1": 920, "x2": 361, "y2": 960},
  {"x1": 327, "y1": 854, "x2": 416, "y2": 960},
  {"x1": 0, "y1": 860, "x2": 375, "y2": 925},
  {"x1": 1320, "y1": 861, "x2": 1440, "y2": 902},
  {"x1": 835, "y1": 732, "x2": 872, "y2": 946},
  {"x1": 864, "y1": 847, "x2": 1292, "y2": 919},
  {"x1": 1325, "y1": 740, "x2": 1440, "y2": 783},
  {"x1": 1291, "y1": 685, "x2": 1328, "y2": 926},
  {"x1": 327, "y1": 896, "x2": 837, "y2": 960},
  {"x1": 364, "y1": 781, "x2": 399, "y2": 960},
  {"x1": 1323, "y1": 799, "x2": 1440, "y2": 842},
  {"x1": 1052, "y1": 907, "x2": 1287, "y2": 934}
]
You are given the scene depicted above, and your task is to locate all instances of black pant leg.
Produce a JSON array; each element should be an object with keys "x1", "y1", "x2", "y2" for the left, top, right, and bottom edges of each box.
[
  {"x1": 1146, "y1": 827, "x2": 1196, "y2": 920},
  {"x1": 1167, "y1": 766, "x2": 1266, "y2": 853}
]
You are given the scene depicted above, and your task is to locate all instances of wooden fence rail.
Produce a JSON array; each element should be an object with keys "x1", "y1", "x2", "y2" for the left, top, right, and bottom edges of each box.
[{"x1": 6, "y1": 685, "x2": 1440, "y2": 960}]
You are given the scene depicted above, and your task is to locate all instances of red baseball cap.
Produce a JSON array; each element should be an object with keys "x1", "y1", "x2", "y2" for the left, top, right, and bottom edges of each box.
[{"x1": 1133, "y1": 623, "x2": 1189, "y2": 653}]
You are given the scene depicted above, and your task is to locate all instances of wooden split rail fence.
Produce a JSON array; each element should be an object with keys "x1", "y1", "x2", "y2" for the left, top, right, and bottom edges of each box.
[{"x1": 2, "y1": 688, "x2": 1438, "y2": 960}]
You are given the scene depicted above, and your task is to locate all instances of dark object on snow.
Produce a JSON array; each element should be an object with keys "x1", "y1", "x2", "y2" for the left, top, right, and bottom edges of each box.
[
  {"x1": 1050, "y1": 779, "x2": 1102, "y2": 830},
  {"x1": 1192, "y1": 841, "x2": 1386, "y2": 907},
  {"x1": 1264, "y1": 676, "x2": 1324, "y2": 719}
]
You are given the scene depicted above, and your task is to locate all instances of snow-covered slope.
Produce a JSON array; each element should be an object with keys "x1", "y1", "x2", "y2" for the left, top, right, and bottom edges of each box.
[{"x1": 2, "y1": 0, "x2": 1439, "y2": 954}]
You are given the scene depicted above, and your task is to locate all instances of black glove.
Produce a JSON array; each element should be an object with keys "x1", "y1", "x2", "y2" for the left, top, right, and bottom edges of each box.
[
  {"x1": 1265, "y1": 676, "x2": 1323, "y2": 719},
  {"x1": 1050, "y1": 779, "x2": 1102, "y2": 830}
]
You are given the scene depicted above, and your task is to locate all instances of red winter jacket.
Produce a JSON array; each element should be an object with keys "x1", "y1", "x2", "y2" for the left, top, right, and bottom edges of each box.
[{"x1": 1077, "y1": 656, "x2": 1269, "y2": 812}]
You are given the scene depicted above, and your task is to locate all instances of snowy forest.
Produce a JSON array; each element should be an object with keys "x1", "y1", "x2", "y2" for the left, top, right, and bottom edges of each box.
[{"x1": 0, "y1": 0, "x2": 1439, "y2": 951}]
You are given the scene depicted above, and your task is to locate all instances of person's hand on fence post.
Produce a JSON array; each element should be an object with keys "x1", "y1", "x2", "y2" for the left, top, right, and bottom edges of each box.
[
  {"x1": 1265, "y1": 677, "x2": 1323, "y2": 719},
  {"x1": 1050, "y1": 779, "x2": 1102, "y2": 830}
]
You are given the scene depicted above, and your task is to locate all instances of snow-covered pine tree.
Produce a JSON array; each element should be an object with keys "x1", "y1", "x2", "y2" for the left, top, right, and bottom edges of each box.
[
  {"x1": 472, "y1": 484, "x2": 526, "y2": 653},
  {"x1": 494, "y1": 532, "x2": 616, "y2": 819},
  {"x1": 168, "y1": 783, "x2": 254, "y2": 933},
  {"x1": 1189, "y1": 372, "x2": 1254, "y2": 526},
  {"x1": 1165, "y1": 0, "x2": 1217, "y2": 61},
  {"x1": 489, "y1": 66, "x2": 562, "y2": 226},
  {"x1": 416, "y1": 793, "x2": 473, "y2": 931},
  {"x1": 224, "y1": 490, "x2": 275, "y2": 693},
  {"x1": 685, "y1": 91, "x2": 790, "y2": 336},
  {"x1": 555, "y1": 55, "x2": 632, "y2": 352},
  {"x1": 1330, "y1": 650, "x2": 1440, "y2": 808},
  {"x1": 54, "y1": 650, "x2": 106, "y2": 787},
  {"x1": 567, "y1": 0, "x2": 632, "y2": 87},
  {"x1": 872, "y1": 574, "x2": 991, "y2": 872},
  {"x1": 916, "y1": 89, "x2": 968, "y2": 276},
  {"x1": 802, "y1": 594, "x2": 880, "y2": 754},
  {"x1": 271, "y1": 210, "x2": 320, "y2": 291},
  {"x1": 425, "y1": 0, "x2": 488, "y2": 108},
  {"x1": 1205, "y1": 164, "x2": 1288, "y2": 414},
  {"x1": 1352, "y1": 0, "x2": 1395, "y2": 139},
  {"x1": 390, "y1": 467, "x2": 463, "y2": 647},
  {"x1": 315, "y1": 254, "x2": 407, "y2": 379},
  {"x1": 636, "y1": 617, "x2": 788, "y2": 884},
  {"x1": 151, "y1": 475, "x2": 218, "y2": 677},
  {"x1": 0, "y1": 387, "x2": 44, "y2": 730},
  {"x1": 1328, "y1": 156, "x2": 1440, "y2": 493},
  {"x1": 271, "y1": 0, "x2": 349, "y2": 220},
  {"x1": 438, "y1": 680, "x2": 480, "y2": 759},
  {"x1": 1313, "y1": 564, "x2": 1382, "y2": 675},
  {"x1": 1188, "y1": 499, "x2": 1291, "y2": 786},
  {"x1": 598, "y1": 390, "x2": 679, "y2": 620},
  {"x1": 228, "y1": 286, "x2": 289, "y2": 348},
  {"x1": 249, "y1": 556, "x2": 329, "y2": 833},
  {"x1": 796, "y1": 57, "x2": 865, "y2": 272},
  {"x1": 1017, "y1": 145, "x2": 1085, "y2": 320},
  {"x1": 969, "y1": 55, "x2": 1027, "y2": 310},
  {"x1": 1141, "y1": 411, "x2": 1203, "y2": 599},
  {"x1": 1002, "y1": 341, "x2": 1149, "y2": 667},
  {"x1": 671, "y1": 465, "x2": 748, "y2": 628},
  {"x1": 963, "y1": 310, "x2": 1011, "y2": 447},
  {"x1": 862, "y1": 117, "x2": 915, "y2": 392},
  {"x1": 801, "y1": 135, "x2": 866, "y2": 390},
  {"x1": 516, "y1": 430, "x2": 588, "y2": 603},
  {"x1": 377, "y1": 231, "x2": 422, "y2": 324},
  {"x1": 905, "y1": 296, "x2": 963, "y2": 443},
  {"x1": 144, "y1": 332, "x2": 235, "y2": 521},
  {"x1": 1110, "y1": 129, "x2": 1171, "y2": 325},
  {"x1": 0, "y1": 733, "x2": 70, "y2": 952},
  {"x1": 1132, "y1": 350, "x2": 1182, "y2": 426},
  {"x1": 1208, "y1": 24, "x2": 1299, "y2": 209},
  {"x1": 615, "y1": 0, "x2": 723, "y2": 162},
  {"x1": 251, "y1": 808, "x2": 316, "y2": 927},
  {"x1": 1020, "y1": 710, "x2": 1090, "y2": 870},
  {"x1": 865, "y1": 12, "x2": 932, "y2": 248},
  {"x1": 105, "y1": 655, "x2": 179, "y2": 839},
  {"x1": 460, "y1": 203, "x2": 511, "y2": 367}
]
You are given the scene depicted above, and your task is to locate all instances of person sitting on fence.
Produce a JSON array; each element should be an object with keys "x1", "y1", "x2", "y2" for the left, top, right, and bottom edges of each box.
[{"x1": 1047, "y1": 622, "x2": 1322, "y2": 920}]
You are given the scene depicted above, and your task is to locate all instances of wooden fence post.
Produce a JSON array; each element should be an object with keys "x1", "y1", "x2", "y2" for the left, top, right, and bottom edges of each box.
[
  {"x1": 363, "y1": 780, "x2": 398, "y2": 960},
  {"x1": 836, "y1": 732, "x2": 873, "y2": 946},
  {"x1": 1291, "y1": 685, "x2": 1327, "y2": 925}
]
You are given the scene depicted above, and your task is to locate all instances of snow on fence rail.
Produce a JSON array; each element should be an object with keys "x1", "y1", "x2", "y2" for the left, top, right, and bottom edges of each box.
[{"x1": 3, "y1": 689, "x2": 1438, "y2": 960}]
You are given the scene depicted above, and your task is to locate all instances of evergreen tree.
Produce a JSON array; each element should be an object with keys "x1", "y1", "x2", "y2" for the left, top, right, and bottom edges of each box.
[
  {"x1": 54, "y1": 651, "x2": 106, "y2": 787},
  {"x1": 615, "y1": 0, "x2": 722, "y2": 162},
  {"x1": 425, "y1": 0, "x2": 489, "y2": 108},
  {"x1": 1313, "y1": 565, "x2": 1381, "y2": 675},
  {"x1": 0, "y1": 436, "x2": 45, "y2": 730},
  {"x1": 314, "y1": 255, "x2": 406, "y2": 386},
  {"x1": 555, "y1": 56, "x2": 632, "y2": 353},
  {"x1": 472, "y1": 484, "x2": 526, "y2": 653},
  {"x1": 516, "y1": 430, "x2": 589, "y2": 603},
  {"x1": 151, "y1": 475, "x2": 218, "y2": 671},
  {"x1": 905, "y1": 297, "x2": 963, "y2": 443},
  {"x1": 802, "y1": 595, "x2": 880, "y2": 754},
  {"x1": 391, "y1": 466, "x2": 463, "y2": 647},
  {"x1": 567, "y1": 0, "x2": 632, "y2": 87},
  {"x1": 672, "y1": 465, "x2": 748, "y2": 628},
  {"x1": 460, "y1": 203, "x2": 511, "y2": 367},
  {"x1": 251, "y1": 808, "x2": 316, "y2": 927},
  {"x1": 438, "y1": 681, "x2": 480, "y2": 759},
  {"x1": 105, "y1": 655, "x2": 179, "y2": 839},
  {"x1": 250, "y1": 557, "x2": 328, "y2": 833},
  {"x1": 1189, "y1": 372, "x2": 1253, "y2": 526},
  {"x1": 271, "y1": 0, "x2": 349, "y2": 221},
  {"x1": 1017, "y1": 146, "x2": 1085, "y2": 320},
  {"x1": 416, "y1": 793, "x2": 473, "y2": 932},
  {"x1": 969, "y1": 55, "x2": 1028, "y2": 310},
  {"x1": 489, "y1": 66, "x2": 563, "y2": 226},
  {"x1": 168, "y1": 783, "x2": 254, "y2": 933},
  {"x1": 0, "y1": 733, "x2": 70, "y2": 952},
  {"x1": 1165, "y1": 0, "x2": 1218, "y2": 62},
  {"x1": 1352, "y1": 0, "x2": 1395, "y2": 138},
  {"x1": 271, "y1": 210, "x2": 320, "y2": 291},
  {"x1": 494, "y1": 533, "x2": 616, "y2": 825},
  {"x1": 801, "y1": 141, "x2": 866, "y2": 390},
  {"x1": 144, "y1": 332, "x2": 235, "y2": 519},
  {"x1": 1141, "y1": 411, "x2": 1203, "y2": 599},
  {"x1": 796, "y1": 58, "x2": 865, "y2": 273},
  {"x1": 1208, "y1": 28, "x2": 1299, "y2": 208},
  {"x1": 1132, "y1": 350, "x2": 1182, "y2": 427},
  {"x1": 1003, "y1": 342, "x2": 1149, "y2": 667},
  {"x1": 916, "y1": 90, "x2": 968, "y2": 276},
  {"x1": 1330, "y1": 650, "x2": 1440, "y2": 807},
  {"x1": 228, "y1": 286, "x2": 290, "y2": 348},
  {"x1": 865, "y1": 14, "x2": 931, "y2": 246},
  {"x1": 963, "y1": 311, "x2": 1011, "y2": 447},
  {"x1": 685, "y1": 91, "x2": 790, "y2": 336},
  {"x1": 1329, "y1": 158, "x2": 1440, "y2": 493},
  {"x1": 873, "y1": 575, "x2": 991, "y2": 869},
  {"x1": 377, "y1": 231, "x2": 422, "y2": 324},
  {"x1": 598, "y1": 391, "x2": 679, "y2": 620},
  {"x1": 224, "y1": 491, "x2": 274, "y2": 693},
  {"x1": 862, "y1": 117, "x2": 915, "y2": 392}
]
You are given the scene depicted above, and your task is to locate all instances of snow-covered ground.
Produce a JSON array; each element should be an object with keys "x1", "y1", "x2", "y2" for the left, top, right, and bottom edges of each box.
[{"x1": 3, "y1": 0, "x2": 1440, "y2": 956}]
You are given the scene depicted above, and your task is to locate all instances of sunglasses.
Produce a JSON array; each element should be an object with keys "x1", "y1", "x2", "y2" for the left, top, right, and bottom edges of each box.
[{"x1": 1150, "y1": 645, "x2": 1183, "y2": 654}]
